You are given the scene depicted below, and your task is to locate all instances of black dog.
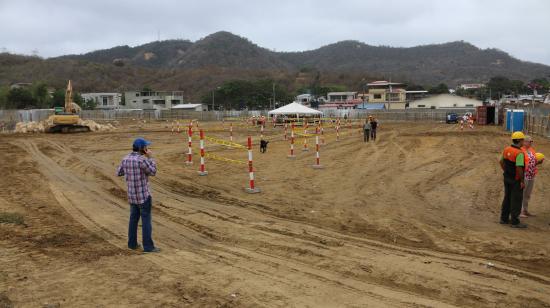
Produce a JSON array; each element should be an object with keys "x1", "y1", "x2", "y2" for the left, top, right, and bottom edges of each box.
[{"x1": 260, "y1": 140, "x2": 269, "y2": 153}]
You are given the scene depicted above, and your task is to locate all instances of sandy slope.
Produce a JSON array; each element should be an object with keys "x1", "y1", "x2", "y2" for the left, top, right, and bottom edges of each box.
[{"x1": 1, "y1": 121, "x2": 550, "y2": 307}]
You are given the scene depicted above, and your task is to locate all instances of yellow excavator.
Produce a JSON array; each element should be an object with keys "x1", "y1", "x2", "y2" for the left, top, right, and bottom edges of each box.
[{"x1": 46, "y1": 80, "x2": 91, "y2": 133}]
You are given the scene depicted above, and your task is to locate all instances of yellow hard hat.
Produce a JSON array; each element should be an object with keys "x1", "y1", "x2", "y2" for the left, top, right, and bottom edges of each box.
[
  {"x1": 535, "y1": 152, "x2": 545, "y2": 162},
  {"x1": 511, "y1": 131, "x2": 525, "y2": 140}
]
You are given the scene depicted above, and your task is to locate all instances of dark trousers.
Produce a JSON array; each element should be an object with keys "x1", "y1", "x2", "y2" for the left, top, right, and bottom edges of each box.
[
  {"x1": 364, "y1": 129, "x2": 370, "y2": 142},
  {"x1": 371, "y1": 128, "x2": 377, "y2": 141},
  {"x1": 128, "y1": 196, "x2": 155, "y2": 251},
  {"x1": 500, "y1": 178, "x2": 523, "y2": 225}
]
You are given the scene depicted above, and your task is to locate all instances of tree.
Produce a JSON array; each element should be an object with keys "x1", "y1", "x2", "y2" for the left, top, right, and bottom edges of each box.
[
  {"x1": 31, "y1": 82, "x2": 49, "y2": 108},
  {"x1": 80, "y1": 98, "x2": 97, "y2": 110},
  {"x1": 0, "y1": 86, "x2": 9, "y2": 109},
  {"x1": 7, "y1": 87, "x2": 35, "y2": 109},
  {"x1": 487, "y1": 76, "x2": 527, "y2": 98},
  {"x1": 51, "y1": 88, "x2": 65, "y2": 108},
  {"x1": 201, "y1": 79, "x2": 293, "y2": 110},
  {"x1": 405, "y1": 84, "x2": 425, "y2": 91},
  {"x1": 428, "y1": 83, "x2": 449, "y2": 94}
]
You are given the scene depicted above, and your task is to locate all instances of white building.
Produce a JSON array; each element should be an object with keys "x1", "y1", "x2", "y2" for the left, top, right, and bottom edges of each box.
[
  {"x1": 295, "y1": 94, "x2": 314, "y2": 105},
  {"x1": 458, "y1": 83, "x2": 485, "y2": 90},
  {"x1": 124, "y1": 91, "x2": 184, "y2": 110},
  {"x1": 408, "y1": 94, "x2": 482, "y2": 109},
  {"x1": 171, "y1": 103, "x2": 206, "y2": 111},
  {"x1": 81, "y1": 93, "x2": 123, "y2": 109},
  {"x1": 327, "y1": 92, "x2": 357, "y2": 102}
]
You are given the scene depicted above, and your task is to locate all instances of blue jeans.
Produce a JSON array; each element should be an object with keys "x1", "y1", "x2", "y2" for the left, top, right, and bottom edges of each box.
[{"x1": 128, "y1": 196, "x2": 155, "y2": 251}]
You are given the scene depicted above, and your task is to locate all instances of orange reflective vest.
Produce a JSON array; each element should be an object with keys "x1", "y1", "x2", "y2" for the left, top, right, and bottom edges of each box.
[{"x1": 502, "y1": 145, "x2": 524, "y2": 180}]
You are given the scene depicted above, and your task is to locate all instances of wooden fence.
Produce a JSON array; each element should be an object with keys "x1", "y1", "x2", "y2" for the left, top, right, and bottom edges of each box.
[{"x1": 524, "y1": 113, "x2": 550, "y2": 138}]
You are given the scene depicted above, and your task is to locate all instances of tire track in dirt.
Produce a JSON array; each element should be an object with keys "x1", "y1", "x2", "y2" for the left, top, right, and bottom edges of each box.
[
  {"x1": 13, "y1": 127, "x2": 550, "y2": 307},
  {"x1": 16, "y1": 139, "x2": 466, "y2": 307}
]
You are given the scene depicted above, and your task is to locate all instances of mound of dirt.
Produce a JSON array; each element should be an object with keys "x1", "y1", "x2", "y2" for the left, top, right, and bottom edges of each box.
[{"x1": 14, "y1": 119, "x2": 116, "y2": 133}]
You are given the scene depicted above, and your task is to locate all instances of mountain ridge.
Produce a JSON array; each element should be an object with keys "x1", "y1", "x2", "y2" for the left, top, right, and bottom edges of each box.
[{"x1": 1, "y1": 31, "x2": 549, "y2": 99}]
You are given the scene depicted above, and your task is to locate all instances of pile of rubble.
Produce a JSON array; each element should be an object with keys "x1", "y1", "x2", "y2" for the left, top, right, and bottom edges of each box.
[
  {"x1": 79, "y1": 120, "x2": 116, "y2": 132},
  {"x1": 15, "y1": 121, "x2": 47, "y2": 133},
  {"x1": 14, "y1": 119, "x2": 116, "y2": 133}
]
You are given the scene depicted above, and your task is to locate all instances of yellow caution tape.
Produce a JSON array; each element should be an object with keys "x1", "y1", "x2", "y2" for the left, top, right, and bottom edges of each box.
[
  {"x1": 204, "y1": 136, "x2": 247, "y2": 149},
  {"x1": 294, "y1": 132, "x2": 316, "y2": 137},
  {"x1": 205, "y1": 153, "x2": 247, "y2": 165}
]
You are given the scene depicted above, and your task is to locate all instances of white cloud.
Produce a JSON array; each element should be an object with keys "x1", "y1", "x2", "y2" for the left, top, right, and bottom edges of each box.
[{"x1": 0, "y1": 0, "x2": 549, "y2": 65}]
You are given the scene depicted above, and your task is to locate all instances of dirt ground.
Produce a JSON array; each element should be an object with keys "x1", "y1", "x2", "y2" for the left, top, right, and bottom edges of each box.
[{"x1": 1, "y1": 120, "x2": 550, "y2": 307}]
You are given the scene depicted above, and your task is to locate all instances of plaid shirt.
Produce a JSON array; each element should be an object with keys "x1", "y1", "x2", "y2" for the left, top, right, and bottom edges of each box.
[{"x1": 116, "y1": 152, "x2": 157, "y2": 205}]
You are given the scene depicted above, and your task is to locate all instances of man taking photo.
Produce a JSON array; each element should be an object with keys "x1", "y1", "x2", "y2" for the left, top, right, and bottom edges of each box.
[{"x1": 117, "y1": 137, "x2": 160, "y2": 253}]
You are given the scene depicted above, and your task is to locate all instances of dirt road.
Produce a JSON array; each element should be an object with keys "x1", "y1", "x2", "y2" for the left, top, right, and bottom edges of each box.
[{"x1": 1, "y1": 121, "x2": 550, "y2": 307}]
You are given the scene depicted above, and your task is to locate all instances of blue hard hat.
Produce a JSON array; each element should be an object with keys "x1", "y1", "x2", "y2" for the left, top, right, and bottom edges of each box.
[{"x1": 133, "y1": 137, "x2": 151, "y2": 149}]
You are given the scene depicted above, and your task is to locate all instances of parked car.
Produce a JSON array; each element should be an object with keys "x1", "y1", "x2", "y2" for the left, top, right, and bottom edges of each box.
[{"x1": 446, "y1": 112, "x2": 459, "y2": 124}]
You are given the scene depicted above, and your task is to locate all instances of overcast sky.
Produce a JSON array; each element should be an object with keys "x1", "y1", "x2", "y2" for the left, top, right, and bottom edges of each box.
[{"x1": 1, "y1": 0, "x2": 549, "y2": 65}]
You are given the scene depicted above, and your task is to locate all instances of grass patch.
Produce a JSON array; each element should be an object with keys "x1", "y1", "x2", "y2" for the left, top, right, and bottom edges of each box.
[{"x1": 0, "y1": 212, "x2": 24, "y2": 225}]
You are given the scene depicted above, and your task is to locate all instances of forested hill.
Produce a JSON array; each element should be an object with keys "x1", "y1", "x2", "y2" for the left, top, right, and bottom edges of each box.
[{"x1": 1, "y1": 31, "x2": 549, "y2": 97}]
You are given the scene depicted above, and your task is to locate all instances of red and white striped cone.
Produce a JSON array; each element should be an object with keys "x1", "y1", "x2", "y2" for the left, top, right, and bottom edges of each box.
[
  {"x1": 460, "y1": 120, "x2": 464, "y2": 131},
  {"x1": 288, "y1": 123, "x2": 296, "y2": 159},
  {"x1": 176, "y1": 121, "x2": 181, "y2": 133},
  {"x1": 185, "y1": 125, "x2": 193, "y2": 165},
  {"x1": 312, "y1": 135, "x2": 324, "y2": 169},
  {"x1": 302, "y1": 122, "x2": 309, "y2": 151},
  {"x1": 230, "y1": 123, "x2": 234, "y2": 142},
  {"x1": 197, "y1": 129, "x2": 208, "y2": 176},
  {"x1": 171, "y1": 120, "x2": 175, "y2": 134},
  {"x1": 245, "y1": 136, "x2": 261, "y2": 193},
  {"x1": 336, "y1": 125, "x2": 340, "y2": 141}
]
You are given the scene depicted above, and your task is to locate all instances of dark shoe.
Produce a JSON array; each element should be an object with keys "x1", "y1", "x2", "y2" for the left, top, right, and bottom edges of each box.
[
  {"x1": 511, "y1": 223, "x2": 527, "y2": 229},
  {"x1": 143, "y1": 247, "x2": 161, "y2": 253},
  {"x1": 129, "y1": 244, "x2": 142, "y2": 250},
  {"x1": 499, "y1": 220, "x2": 509, "y2": 224}
]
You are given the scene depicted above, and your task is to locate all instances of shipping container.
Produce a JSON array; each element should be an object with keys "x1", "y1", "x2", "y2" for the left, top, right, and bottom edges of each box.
[{"x1": 476, "y1": 106, "x2": 495, "y2": 125}]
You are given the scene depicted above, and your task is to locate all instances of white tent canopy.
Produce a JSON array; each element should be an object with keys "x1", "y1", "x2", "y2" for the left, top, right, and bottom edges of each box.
[{"x1": 268, "y1": 102, "x2": 323, "y2": 116}]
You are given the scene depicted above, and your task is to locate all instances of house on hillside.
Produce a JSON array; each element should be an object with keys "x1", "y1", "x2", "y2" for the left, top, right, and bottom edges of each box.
[
  {"x1": 405, "y1": 90, "x2": 429, "y2": 101},
  {"x1": 9, "y1": 82, "x2": 32, "y2": 89},
  {"x1": 366, "y1": 81, "x2": 407, "y2": 109},
  {"x1": 327, "y1": 92, "x2": 357, "y2": 102},
  {"x1": 82, "y1": 93, "x2": 122, "y2": 109},
  {"x1": 458, "y1": 83, "x2": 485, "y2": 90},
  {"x1": 124, "y1": 91, "x2": 184, "y2": 110},
  {"x1": 295, "y1": 94, "x2": 314, "y2": 105},
  {"x1": 408, "y1": 94, "x2": 482, "y2": 109}
]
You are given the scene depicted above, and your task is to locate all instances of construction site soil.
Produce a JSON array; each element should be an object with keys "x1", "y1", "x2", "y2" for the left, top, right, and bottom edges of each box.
[{"x1": 1, "y1": 121, "x2": 550, "y2": 307}]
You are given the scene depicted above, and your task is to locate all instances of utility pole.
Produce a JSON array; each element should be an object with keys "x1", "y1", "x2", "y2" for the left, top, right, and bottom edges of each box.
[
  {"x1": 212, "y1": 90, "x2": 215, "y2": 111},
  {"x1": 272, "y1": 83, "x2": 276, "y2": 110}
]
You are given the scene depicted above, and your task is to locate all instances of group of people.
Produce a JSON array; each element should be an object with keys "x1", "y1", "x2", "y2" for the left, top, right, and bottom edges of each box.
[
  {"x1": 363, "y1": 116, "x2": 378, "y2": 142},
  {"x1": 500, "y1": 132, "x2": 544, "y2": 228}
]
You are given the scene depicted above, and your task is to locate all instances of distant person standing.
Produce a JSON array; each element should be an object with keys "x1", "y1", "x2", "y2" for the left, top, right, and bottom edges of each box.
[
  {"x1": 521, "y1": 136, "x2": 543, "y2": 217},
  {"x1": 117, "y1": 138, "x2": 160, "y2": 253},
  {"x1": 370, "y1": 116, "x2": 378, "y2": 141},
  {"x1": 499, "y1": 132, "x2": 527, "y2": 228},
  {"x1": 363, "y1": 119, "x2": 372, "y2": 142}
]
